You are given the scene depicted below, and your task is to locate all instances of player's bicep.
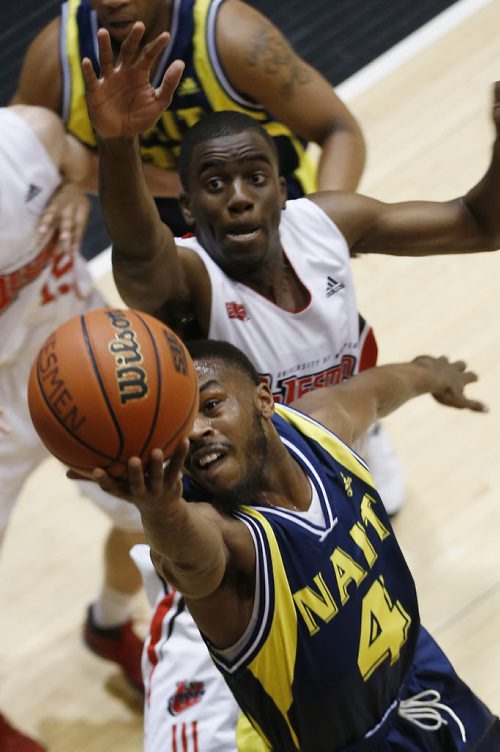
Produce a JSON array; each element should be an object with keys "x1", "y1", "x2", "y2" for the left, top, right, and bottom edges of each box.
[
  {"x1": 351, "y1": 197, "x2": 485, "y2": 256},
  {"x1": 12, "y1": 20, "x2": 62, "y2": 112},
  {"x1": 217, "y1": 2, "x2": 339, "y2": 143}
]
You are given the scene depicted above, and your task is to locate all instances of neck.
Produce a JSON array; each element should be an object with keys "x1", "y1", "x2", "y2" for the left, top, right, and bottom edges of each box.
[
  {"x1": 257, "y1": 432, "x2": 311, "y2": 511},
  {"x1": 241, "y1": 251, "x2": 308, "y2": 311}
]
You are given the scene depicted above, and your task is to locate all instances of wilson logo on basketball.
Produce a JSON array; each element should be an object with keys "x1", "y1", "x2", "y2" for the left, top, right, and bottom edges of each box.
[
  {"x1": 106, "y1": 310, "x2": 149, "y2": 404},
  {"x1": 164, "y1": 329, "x2": 188, "y2": 375},
  {"x1": 167, "y1": 680, "x2": 205, "y2": 716}
]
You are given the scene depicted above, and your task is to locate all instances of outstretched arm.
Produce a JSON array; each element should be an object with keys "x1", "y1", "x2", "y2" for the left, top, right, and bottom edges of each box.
[
  {"x1": 295, "y1": 356, "x2": 486, "y2": 446},
  {"x1": 83, "y1": 24, "x2": 194, "y2": 313},
  {"x1": 312, "y1": 82, "x2": 500, "y2": 255},
  {"x1": 85, "y1": 443, "x2": 255, "y2": 648}
]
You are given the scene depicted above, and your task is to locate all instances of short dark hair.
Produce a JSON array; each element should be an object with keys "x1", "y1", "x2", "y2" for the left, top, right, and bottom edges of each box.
[
  {"x1": 179, "y1": 111, "x2": 279, "y2": 190},
  {"x1": 186, "y1": 339, "x2": 261, "y2": 386}
]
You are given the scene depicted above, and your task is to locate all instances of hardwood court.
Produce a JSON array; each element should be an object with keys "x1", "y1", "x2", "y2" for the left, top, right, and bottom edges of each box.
[{"x1": 1, "y1": 2, "x2": 499, "y2": 748}]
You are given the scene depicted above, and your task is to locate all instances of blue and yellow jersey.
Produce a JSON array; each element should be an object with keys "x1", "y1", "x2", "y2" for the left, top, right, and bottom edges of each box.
[
  {"x1": 208, "y1": 404, "x2": 420, "y2": 751},
  {"x1": 60, "y1": 0, "x2": 317, "y2": 196}
]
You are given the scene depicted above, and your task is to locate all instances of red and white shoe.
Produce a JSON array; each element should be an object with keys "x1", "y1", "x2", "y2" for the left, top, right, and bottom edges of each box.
[
  {"x1": 0, "y1": 713, "x2": 45, "y2": 751},
  {"x1": 83, "y1": 605, "x2": 144, "y2": 692}
]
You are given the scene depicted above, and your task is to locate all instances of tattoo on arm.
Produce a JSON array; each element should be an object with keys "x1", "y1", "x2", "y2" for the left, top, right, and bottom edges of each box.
[{"x1": 244, "y1": 24, "x2": 312, "y2": 100}]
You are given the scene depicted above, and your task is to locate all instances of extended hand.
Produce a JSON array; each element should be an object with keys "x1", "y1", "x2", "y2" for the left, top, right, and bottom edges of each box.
[
  {"x1": 413, "y1": 355, "x2": 487, "y2": 412},
  {"x1": 68, "y1": 440, "x2": 189, "y2": 515},
  {"x1": 82, "y1": 22, "x2": 185, "y2": 139},
  {"x1": 37, "y1": 182, "x2": 90, "y2": 253}
]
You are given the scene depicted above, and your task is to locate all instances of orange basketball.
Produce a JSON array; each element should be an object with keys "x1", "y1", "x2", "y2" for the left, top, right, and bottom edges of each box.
[{"x1": 27, "y1": 308, "x2": 199, "y2": 478}]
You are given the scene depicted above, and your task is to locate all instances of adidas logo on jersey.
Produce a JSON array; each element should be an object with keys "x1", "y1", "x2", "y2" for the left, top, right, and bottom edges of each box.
[
  {"x1": 177, "y1": 76, "x2": 200, "y2": 97},
  {"x1": 326, "y1": 276, "x2": 345, "y2": 297},
  {"x1": 25, "y1": 183, "x2": 42, "y2": 203}
]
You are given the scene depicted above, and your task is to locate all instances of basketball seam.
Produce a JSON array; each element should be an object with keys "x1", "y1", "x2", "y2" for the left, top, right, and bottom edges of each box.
[{"x1": 34, "y1": 316, "x2": 120, "y2": 463}]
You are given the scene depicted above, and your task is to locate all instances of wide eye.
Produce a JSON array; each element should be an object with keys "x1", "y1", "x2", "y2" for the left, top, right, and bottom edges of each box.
[
  {"x1": 206, "y1": 177, "x2": 223, "y2": 193},
  {"x1": 249, "y1": 172, "x2": 266, "y2": 186}
]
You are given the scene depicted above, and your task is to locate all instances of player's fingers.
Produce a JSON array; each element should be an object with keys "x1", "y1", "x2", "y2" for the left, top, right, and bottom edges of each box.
[
  {"x1": 70, "y1": 200, "x2": 91, "y2": 253},
  {"x1": 118, "y1": 22, "x2": 146, "y2": 67},
  {"x1": 145, "y1": 448, "x2": 165, "y2": 493},
  {"x1": 96, "y1": 28, "x2": 115, "y2": 76},
  {"x1": 127, "y1": 456, "x2": 147, "y2": 496},
  {"x1": 460, "y1": 370, "x2": 478, "y2": 385},
  {"x1": 82, "y1": 57, "x2": 99, "y2": 90},
  {"x1": 164, "y1": 439, "x2": 189, "y2": 483},
  {"x1": 37, "y1": 207, "x2": 56, "y2": 242},
  {"x1": 136, "y1": 31, "x2": 170, "y2": 72},
  {"x1": 156, "y1": 60, "x2": 185, "y2": 110}
]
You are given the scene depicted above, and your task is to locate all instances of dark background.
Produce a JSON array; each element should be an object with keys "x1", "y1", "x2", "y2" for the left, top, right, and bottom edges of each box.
[{"x1": 0, "y1": 0, "x2": 458, "y2": 257}]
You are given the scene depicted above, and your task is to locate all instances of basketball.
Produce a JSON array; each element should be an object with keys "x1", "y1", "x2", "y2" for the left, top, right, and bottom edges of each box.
[{"x1": 27, "y1": 308, "x2": 199, "y2": 478}]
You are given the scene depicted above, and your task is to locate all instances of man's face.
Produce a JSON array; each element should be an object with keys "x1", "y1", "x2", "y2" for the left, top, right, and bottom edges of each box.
[
  {"x1": 184, "y1": 360, "x2": 271, "y2": 513},
  {"x1": 91, "y1": 0, "x2": 168, "y2": 44},
  {"x1": 182, "y1": 131, "x2": 287, "y2": 281}
]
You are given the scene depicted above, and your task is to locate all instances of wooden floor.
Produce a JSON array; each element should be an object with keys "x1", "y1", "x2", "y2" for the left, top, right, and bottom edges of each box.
[{"x1": 1, "y1": 1, "x2": 500, "y2": 748}]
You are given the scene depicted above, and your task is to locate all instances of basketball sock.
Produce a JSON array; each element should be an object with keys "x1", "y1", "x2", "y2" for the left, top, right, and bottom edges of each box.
[{"x1": 91, "y1": 584, "x2": 136, "y2": 628}]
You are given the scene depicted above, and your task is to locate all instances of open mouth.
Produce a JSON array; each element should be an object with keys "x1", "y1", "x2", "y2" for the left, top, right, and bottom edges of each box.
[
  {"x1": 191, "y1": 446, "x2": 229, "y2": 476},
  {"x1": 225, "y1": 228, "x2": 260, "y2": 243}
]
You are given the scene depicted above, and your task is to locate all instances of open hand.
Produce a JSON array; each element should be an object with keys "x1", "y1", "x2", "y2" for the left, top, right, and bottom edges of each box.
[
  {"x1": 413, "y1": 355, "x2": 487, "y2": 412},
  {"x1": 68, "y1": 440, "x2": 190, "y2": 516},
  {"x1": 37, "y1": 182, "x2": 90, "y2": 253},
  {"x1": 82, "y1": 22, "x2": 185, "y2": 139}
]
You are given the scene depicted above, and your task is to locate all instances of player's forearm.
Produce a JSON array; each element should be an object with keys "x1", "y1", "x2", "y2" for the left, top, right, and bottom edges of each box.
[
  {"x1": 141, "y1": 502, "x2": 227, "y2": 599},
  {"x1": 99, "y1": 136, "x2": 167, "y2": 258},
  {"x1": 316, "y1": 124, "x2": 366, "y2": 192}
]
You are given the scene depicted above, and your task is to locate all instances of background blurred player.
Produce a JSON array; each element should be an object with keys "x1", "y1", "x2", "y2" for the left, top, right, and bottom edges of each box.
[{"x1": 0, "y1": 104, "x2": 147, "y2": 751}]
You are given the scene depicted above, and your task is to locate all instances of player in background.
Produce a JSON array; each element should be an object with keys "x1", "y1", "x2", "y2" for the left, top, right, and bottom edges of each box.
[
  {"x1": 0, "y1": 104, "x2": 146, "y2": 751},
  {"x1": 12, "y1": 0, "x2": 407, "y2": 512},
  {"x1": 82, "y1": 25, "x2": 500, "y2": 751}
]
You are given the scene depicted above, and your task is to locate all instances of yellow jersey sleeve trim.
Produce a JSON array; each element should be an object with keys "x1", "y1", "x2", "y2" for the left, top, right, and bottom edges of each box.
[
  {"x1": 192, "y1": 0, "x2": 317, "y2": 193},
  {"x1": 238, "y1": 506, "x2": 300, "y2": 749},
  {"x1": 275, "y1": 404, "x2": 377, "y2": 490},
  {"x1": 65, "y1": 0, "x2": 97, "y2": 147}
]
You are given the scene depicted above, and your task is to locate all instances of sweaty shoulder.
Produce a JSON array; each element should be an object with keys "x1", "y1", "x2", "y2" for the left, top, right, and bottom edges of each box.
[{"x1": 12, "y1": 17, "x2": 62, "y2": 112}]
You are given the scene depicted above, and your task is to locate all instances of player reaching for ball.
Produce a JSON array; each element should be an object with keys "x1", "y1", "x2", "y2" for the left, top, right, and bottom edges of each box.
[
  {"x1": 0, "y1": 106, "x2": 151, "y2": 751},
  {"x1": 83, "y1": 23, "x2": 500, "y2": 752},
  {"x1": 86, "y1": 339, "x2": 499, "y2": 751},
  {"x1": 28, "y1": 309, "x2": 199, "y2": 478}
]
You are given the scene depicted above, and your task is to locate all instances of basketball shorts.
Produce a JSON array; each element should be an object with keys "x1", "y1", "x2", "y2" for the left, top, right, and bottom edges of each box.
[{"x1": 131, "y1": 544, "x2": 246, "y2": 752}]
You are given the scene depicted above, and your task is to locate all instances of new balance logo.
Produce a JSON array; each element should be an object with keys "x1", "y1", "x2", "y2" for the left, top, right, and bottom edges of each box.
[
  {"x1": 25, "y1": 183, "x2": 42, "y2": 203},
  {"x1": 168, "y1": 680, "x2": 205, "y2": 715},
  {"x1": 326, "y1": 276, "x2": 345, "y2": 297}
]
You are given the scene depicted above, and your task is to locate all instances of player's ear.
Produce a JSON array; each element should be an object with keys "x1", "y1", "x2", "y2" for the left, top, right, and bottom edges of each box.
[
  {"x1": 256, "y1": 382, "x2": 275, "y2": 419},
  {"x1": 179, "y1": 193, "x2": 195, "y2": 227}
]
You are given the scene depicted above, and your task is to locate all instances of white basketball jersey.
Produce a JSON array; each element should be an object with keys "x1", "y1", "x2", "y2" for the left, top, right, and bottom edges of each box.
[
  {"x1": 177, "y1": 197, "x2": 361, "y2": 402},
  {"x1": 0, "y1": 109, "x2": 100, "y2": 367}
]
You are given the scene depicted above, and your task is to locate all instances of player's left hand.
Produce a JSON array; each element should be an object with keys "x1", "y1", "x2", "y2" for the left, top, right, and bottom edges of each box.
[
  {"x1": 82, "y1": 22, "x2": 185, "y2": 139},
  {"x1": 37, "y1": 182, "x2": 90, "y2": 254},
  {"x1": 413, "y1": 355, "x2": 488, "y2": 412}
]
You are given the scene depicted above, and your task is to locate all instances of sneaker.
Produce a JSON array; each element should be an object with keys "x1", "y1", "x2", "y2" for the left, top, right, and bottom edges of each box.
[
  {"x1": 0, "y1": 714, "x2": 45, "y2": 751},
  {"x1": 363, "y1": 422, "x2": 405, "y2": 517},
  {"x1": 83, "y1": 605, "x2": 144, "y2": 692}
]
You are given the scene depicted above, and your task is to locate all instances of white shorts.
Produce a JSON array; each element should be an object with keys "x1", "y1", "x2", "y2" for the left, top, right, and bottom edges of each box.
[{"x1": 131, "y1": 545, "x2": 241, "y2": 752}]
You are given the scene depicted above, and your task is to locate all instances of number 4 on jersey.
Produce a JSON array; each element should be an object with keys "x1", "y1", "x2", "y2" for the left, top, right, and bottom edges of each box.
[{"x1": 358, "y1": 576, "x2": 412, "y2": 681}]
